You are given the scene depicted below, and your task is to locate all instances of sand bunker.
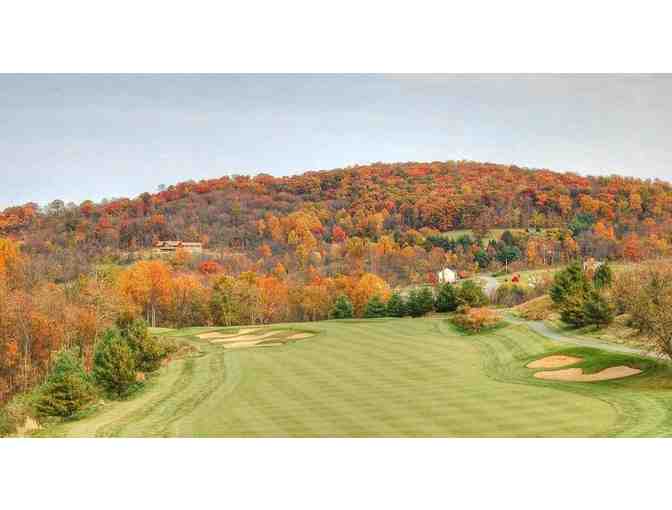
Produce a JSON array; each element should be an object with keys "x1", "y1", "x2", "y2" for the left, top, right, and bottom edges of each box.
[
  {"x1": 534, "y1": 366, "x2": 641, "y2": 382},
  {"x1": 287, "y1": 333, "x2": 315, "y2": 340},
  {"x1": 527, "y1": 355, "x2": 583, "y2": 369},
  {"x1": 210, "y1": 331, "x2": 280, "y2": 344},
  {"x1": 197, "y1": 328, "x2": 317, "y2": 350},
  {"x1": 222, "y1": 340, "x2": 265, "y2": 349},
  {"x1": 197, "y1": 328, "x2": 259, "y2": 340}
]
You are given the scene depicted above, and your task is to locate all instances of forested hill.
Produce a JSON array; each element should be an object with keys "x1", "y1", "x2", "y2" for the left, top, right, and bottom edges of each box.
[{"x1": 1, "y1": 160, "x2": 671, "y2": 268}]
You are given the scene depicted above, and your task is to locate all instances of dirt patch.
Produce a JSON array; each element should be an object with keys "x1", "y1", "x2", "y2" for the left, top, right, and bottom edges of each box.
[
  {"x1": 527, "y1": 355, "x2": 583, "y2": 369},
  {"x1": 197, "y1": 328, "x2": 259, "y2": 340},
  {"x1": 534, "y1": 366, "x2": 642, "y2": 382},
  {"x1": 287, "y1": 333, "x2": 315, "y2": 340}
]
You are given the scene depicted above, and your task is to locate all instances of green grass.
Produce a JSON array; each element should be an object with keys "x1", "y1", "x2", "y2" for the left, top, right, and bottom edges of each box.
[
  {"x1": 493, "y1": 267, "x2": 560, "y2": 284},
  {"x1": 37, "y1": 317, "x2": 672, "y2": 437},
  {"x1": 440, "y1": 227, "x2": 552, "y2": 244}
]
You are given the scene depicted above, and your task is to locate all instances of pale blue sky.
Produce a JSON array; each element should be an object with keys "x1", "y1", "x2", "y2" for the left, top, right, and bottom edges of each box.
[{"x1": 1, "y1": 74, "x2": 671, "y2": 208}]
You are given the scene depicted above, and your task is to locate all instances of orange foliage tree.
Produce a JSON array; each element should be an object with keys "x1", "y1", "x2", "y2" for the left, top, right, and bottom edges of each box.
[{"x1": 118, "y1": 260, "x2": 173, "y2": 327}]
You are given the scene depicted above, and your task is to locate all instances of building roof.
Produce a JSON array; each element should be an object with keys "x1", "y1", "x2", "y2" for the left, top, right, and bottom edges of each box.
[{"x1": 155, "y1": 240, "x2": 202, "y2": 247}]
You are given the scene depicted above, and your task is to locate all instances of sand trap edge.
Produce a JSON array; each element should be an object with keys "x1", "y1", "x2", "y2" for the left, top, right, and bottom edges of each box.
[
  {"x1": 527, "y1": 355, "x2": 583, "y2": 369},
  {"x1": 534, "y1": 365, "x2": 642, "y2": 382}
]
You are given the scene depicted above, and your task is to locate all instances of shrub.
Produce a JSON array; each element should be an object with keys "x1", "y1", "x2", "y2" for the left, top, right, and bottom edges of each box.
[
  {"x1": 386, "y1": 292, "x2": 407, "y2": 317},
  {"x1": 35, "y1": 350, "x2": 97, "y2": 418},
  {"x1": 493, "y1": 284, "x2": 528, "y2": 307},
  {"x1": 330, "y1": 295, "x2": 354, "y2": 319},
  {"x1": 364, "y1": 295, "x2": 388, "y2": 318},
  {"x1": 0, "y1": 394, "x2": 35, "y2": 437},
  {"x1": 93, "y1": 329, "x2": 137, "y2": 398},
  {"x1": 456, "y1": 280, "x2": 488, "y2": 307},
  {"x1": 435, "y1": 283, "x2": 458, "y2": 312},
  {"x1": 0, "y1": 406, "x2": 18, "y2": 437},
  {"x1": 451, "y1": 307, "x2": 502, "y2": 333}
]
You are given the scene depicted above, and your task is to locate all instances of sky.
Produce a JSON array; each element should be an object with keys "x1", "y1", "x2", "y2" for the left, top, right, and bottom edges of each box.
[{"x1": 1, "y1": 74, "x2": 671, "y2": 209}]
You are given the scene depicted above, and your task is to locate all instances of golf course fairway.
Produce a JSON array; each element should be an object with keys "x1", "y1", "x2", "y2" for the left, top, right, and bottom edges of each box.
[{"x1": 42, "y1": 318, "x2": 672, "y2": 437}]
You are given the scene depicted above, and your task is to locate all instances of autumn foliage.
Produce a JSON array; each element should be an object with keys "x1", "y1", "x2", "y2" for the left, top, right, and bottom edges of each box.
[
  {"x1": 3, "y1": 159, "x2": 672, "y2": 410},
  {"x1": 451, "y1": 307, "x2": 502, "y2": 333}
]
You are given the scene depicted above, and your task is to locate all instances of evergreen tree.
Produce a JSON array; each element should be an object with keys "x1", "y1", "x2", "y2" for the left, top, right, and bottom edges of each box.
[
  {"x1": 474, "y1": 250, "x2": 491, "y2": 269},
  {"x1": 436, "y1": 283, "x2": 459, "y2": 312},
  {"x1": 364, "y1": 295, "x2": 388, "y2": 318},
  {"x1": 418, "y1": 287, "x2": 436, "y2": 314},
  {"x1": 330, "y1": 295, "x2": 354, "y2": 319},
  {"x1": 550, "y1": 263, "x2": 591, "y2": 305},
  {"x1": 118, "y1": 318, "x2": 164, "y2": 373},
  {"x1": 35, "y1": 350, "x2": 97, "y2": 418},
  {"x1": 559, "y1": 293, "x2": 589, "y2": 327},
  {"x1": 583, "y1": 290, "x2": 615, "y2": 326},
  {"x1": 386, "y1": 292, "x2": 407, "y2": 317},
  {"x1": 93, "y1": 329, "x2": 137, "y2": 398},
  {"x1": 560, "y1": 290, "x2": 614, "y2": 328},
  {"x1": 593, "y1": 263, "x2": 613, "y2": 289},
  {"x1": 407, "y1": 287, "x2": 435, "y2": 317},
  {"x1": 406, "y1": 289, "x2": 422, "y2": 317}
]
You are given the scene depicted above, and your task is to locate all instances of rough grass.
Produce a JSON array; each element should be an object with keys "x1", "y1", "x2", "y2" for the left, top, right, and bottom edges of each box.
[
  {"x1": 37, "y1": 318, "x2": 672, "y2": 438},
  {"x1": 548, "y1": 314, "x2": 652, "y2": 351},
  {"x1": 514, "y1": 295, "x2": 555, "y2": 320}
]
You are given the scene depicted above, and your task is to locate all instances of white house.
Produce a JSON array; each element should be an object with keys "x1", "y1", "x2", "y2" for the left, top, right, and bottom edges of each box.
[{"x1": 437, "y1": 268, "x2": 458, "y2": 284}]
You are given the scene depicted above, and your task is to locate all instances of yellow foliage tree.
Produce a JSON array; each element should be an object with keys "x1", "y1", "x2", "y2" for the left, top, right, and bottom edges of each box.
[{"x1": 350, "y1": 273, "x2": 391, "y2": 317}]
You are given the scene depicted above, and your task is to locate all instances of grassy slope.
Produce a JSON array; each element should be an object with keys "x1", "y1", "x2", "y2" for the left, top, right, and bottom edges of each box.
[
  {"x1": 41, "y1": 318, "x2": 672, "y2": 437},
  {"x1": 440, "y1": 227, "x2": 552, "y2": 243}
]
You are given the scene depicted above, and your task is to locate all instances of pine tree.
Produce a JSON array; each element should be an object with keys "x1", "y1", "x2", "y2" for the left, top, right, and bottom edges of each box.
[
  {"x1": 364, "y1": 295, "x2": 388, "y2": 318},
  {"x1": 330, "y1": 295, "x2": 354, "y2": 319},
  {"x1": 559, "y1": 293, "x2": 589, "y2": 327},
  {"x1": 35, "y1": 350, "x2": 97, "y2": 418},
  {"x1": 583, "y1": 291, "x2": 614, "y2": 326},
  {"x1": 386, "y1": 292, "x2": 407, "y2": 317},
  {"x1": 436, "y1": 283, "x2": 458, "y2": 312},
  {"x1": 93, "y1": 329, "x2": 137, "y2": 398},
  {"x1": 593, "y1": 263, "x2": 613, "y2": 289},
  {"x1": 407, "y1": 287, "x2": 435, "y2": 317},
  {"x1": 550, "y1": 263, "x2": 591, "y2": 305},
  {"x1": 118, "y1": 318, "x2": 164, "y2": 373}
]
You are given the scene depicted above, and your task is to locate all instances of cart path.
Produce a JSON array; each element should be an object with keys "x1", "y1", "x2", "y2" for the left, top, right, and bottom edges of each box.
[{"x1": 505, "y1": 314, "x2": 666, "y2": 361}]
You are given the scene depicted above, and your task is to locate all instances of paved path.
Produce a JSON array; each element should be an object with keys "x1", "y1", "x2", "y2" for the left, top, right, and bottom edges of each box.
[{"x1": 505, "y1": 314, "x2": 665, "y2": 361}]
